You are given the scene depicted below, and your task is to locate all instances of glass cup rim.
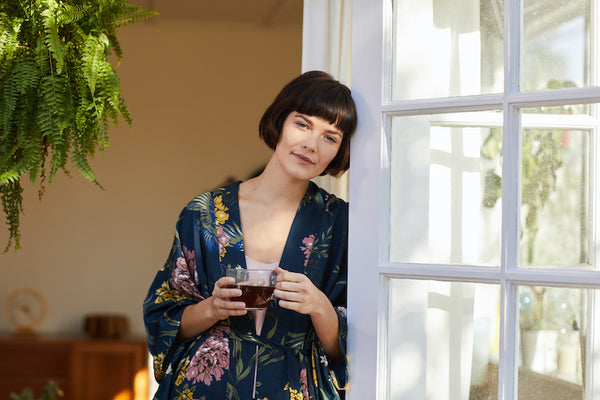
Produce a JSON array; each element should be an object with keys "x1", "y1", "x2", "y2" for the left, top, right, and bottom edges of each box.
[{"x1": 226, "y1": 268, "x2": 277, "y2": 284}]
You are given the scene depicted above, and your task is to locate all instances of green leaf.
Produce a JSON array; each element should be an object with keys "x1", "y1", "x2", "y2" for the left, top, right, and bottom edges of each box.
[
  {"x1": 41, "y1": 1, "x2": 65, "y2": 75},
  {"x1": 0, "y1": 169, "x2": 20, "y2": 184},
  {"x1": 1, "y1": 180, "x2": 23, "y2": 251},
  {"x1": 82, "y1": 32, "x2": 109, "y2": 96}
]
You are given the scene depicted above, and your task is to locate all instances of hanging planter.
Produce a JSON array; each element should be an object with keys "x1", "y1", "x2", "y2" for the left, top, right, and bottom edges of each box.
[{"x1": 0, "y1": 0, "x2": 156, "y2": 251}]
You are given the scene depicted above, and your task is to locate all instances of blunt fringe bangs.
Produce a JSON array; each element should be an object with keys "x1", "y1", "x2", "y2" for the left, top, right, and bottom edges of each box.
[{"x1": 259, "y1": 71, "x2": 357, "y2": 176}]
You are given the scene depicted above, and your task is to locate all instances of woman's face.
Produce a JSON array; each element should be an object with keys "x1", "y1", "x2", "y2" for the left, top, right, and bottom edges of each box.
[{"x1": 274, "y1": 112, "x2": 343, "y2": 181}]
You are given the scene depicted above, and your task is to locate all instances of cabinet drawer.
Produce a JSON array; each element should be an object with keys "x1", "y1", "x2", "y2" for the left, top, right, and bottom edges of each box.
[{"x1": 0, "y1": 340, "x2": 70, "y2": 377}]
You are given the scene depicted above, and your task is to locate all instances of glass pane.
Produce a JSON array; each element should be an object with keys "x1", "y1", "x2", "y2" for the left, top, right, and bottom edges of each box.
[
  {"x1": 392, "y1": 0, "x2": 503, "y2": 100},
  {"x1": 519, "y1": 105, "x2": 592, "y2": 267},
  {"x1": 389, "y1": 112, "x2": 502, "y2": 265},
  {"x1": 387, "y1": 279, "x2": 500, "y2": 399},
  {"x1": 518, "y1": 286, "x2": 586, "y2": 398},
  {"x1": 522, "y1": 0, "x2": 591, "y2": 91}
]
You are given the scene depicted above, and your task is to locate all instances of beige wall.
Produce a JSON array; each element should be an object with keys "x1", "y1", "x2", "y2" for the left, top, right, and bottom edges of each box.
[{"x1": 0, "y1": 18, "x2": 302, "y2": 338}]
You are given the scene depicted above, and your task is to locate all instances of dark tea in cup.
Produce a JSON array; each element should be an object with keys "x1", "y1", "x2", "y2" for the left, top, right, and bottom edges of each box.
[{"x1": 226, "y1": 268, "x2": 277, "y2": 310}]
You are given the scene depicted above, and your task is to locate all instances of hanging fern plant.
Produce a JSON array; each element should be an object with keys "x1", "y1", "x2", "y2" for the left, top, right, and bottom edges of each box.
[{"x1": 0, "y1": 0, "x2": 156, "y2": 251}]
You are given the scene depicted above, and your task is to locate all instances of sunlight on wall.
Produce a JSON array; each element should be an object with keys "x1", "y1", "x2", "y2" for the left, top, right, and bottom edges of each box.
[
  {"x1": 147, "y1": 354, "x2": 158, "y2": 400},
  {"x1": 429, "y1": 127, "x2": 484, "y2": 264},
  {"x1": 108, "y1": 368, "x2": 148, "y2": 400},
  {"x1": 113, "y1": 390, "x2": 132, "y2": 400},
  {"x1": 135, "y1": 368, "x2": 150, "y2": 400}
]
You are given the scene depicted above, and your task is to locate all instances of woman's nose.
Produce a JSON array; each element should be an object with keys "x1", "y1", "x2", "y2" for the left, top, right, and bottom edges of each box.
[{"x1": 302, "y1": 136, "x2": 317, "y2": 152}]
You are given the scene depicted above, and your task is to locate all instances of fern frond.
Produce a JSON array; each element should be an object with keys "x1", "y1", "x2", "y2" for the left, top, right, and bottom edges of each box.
[
  {"x1": 0, "y1": 180, "x2": 23, "y2": 251},
  {"x1": 115, "y1": 4, "x2": 158, "y2": 27},
  {"x1": 0, "y1": 169, "x2": 21, "y2": 184},
  {"x1": 22, "y1": 133, "x2": 44, "y2": 182},
  {"x1": 57, "y1": 3, "x2": 90, "y2": 25},
  {"x1": 99, "y1": 61, "x2": 127, "y2": 125},
  {"x1": 73, "y1": 95, "x2": 90, "y2": 133},
  {"x1": 36, "y1": 74, "x2": 64, "y2": 138},
  {"x1": 33, "y1": 34, "x2": 53, "y2": 73},
  {"x1": 119, "y1": 95, "x2": 131, "y2": 125},
  {"x1": 0, "y1": 17, "x2": 22, "y2": 77},
  {"x1": 40, "y1": 0, "x2": 65, "y2": 74},
  {"x1": 81, "y1": 32, "x2": 109, "y2": 96},
  {"x1": 106, "y1": 32, "x2": 123, "y2": 62},
  {"x1": 0, "y1": 141, "x2": 18, "y2": 175},
  {"x1": 48, "y1": 130, "x2": 70, "y2": 183},
  {"x1": 70, "y1": 143, "x2": 97, "y2": 184},
  {"x1": 15, "y1": 54, "x2": 39, "y2": 95},
  {"x1": 0, "y1": 62, "x2": 20, "y2": 134}
]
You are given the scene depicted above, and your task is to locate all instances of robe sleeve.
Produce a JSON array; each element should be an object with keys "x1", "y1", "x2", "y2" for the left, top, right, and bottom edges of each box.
[
  {"x1": 332, "y1": 258, "x2": 349, "y2": 390},
  {"x1": 142, "y1": 205, "x2": 205, "y2": 382},
  {"x1": 313, "y1": 198, "x2": 349, "y2": 394}
]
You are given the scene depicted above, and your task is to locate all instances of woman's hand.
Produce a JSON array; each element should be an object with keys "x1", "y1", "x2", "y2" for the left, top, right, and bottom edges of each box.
[
  {"x1": 178, "y1": 276, "x2": 246, "y2": 341},
  {"x1": 274, "y1": 267, "x2": 328, "y2": 316},
  {"x1": 210, "y1": 276, "x2": 248, "y2": 320},
  {"x1": 274, "y1": 266, "x2": 343, "y2": 362}
]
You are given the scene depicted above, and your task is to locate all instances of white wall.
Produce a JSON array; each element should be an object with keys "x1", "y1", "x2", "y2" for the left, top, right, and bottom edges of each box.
[{"x1": 0, "y1": 17, "x2": 302, "y2": 338}]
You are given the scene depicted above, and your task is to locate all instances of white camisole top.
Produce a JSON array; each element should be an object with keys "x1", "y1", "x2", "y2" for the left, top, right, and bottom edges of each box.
[{"x1": 245, "y1": 255, "x2": 278, "y2": 335}]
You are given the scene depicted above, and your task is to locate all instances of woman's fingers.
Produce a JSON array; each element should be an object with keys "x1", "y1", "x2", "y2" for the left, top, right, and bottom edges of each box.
[
  {"x1": 214, "y1": 277, "x2": 240, "y2": 297},
  {"x1": 213, "y1": 297, "x2": 247, "y2": 318},
  {"x1": 211, "y1": 277, "x2": 246, "y2": 318},
  {"x1": 275, "y1": 267, "x2": 309, "y2": 284},
  {"x1": 274, "y1": 268, "x2": 321, "y2": 314}
]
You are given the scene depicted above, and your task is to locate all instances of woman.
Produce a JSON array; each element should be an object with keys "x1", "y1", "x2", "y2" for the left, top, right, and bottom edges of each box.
[{"x1": 143, "y1": 71, "x2": 357, "y2": 400}]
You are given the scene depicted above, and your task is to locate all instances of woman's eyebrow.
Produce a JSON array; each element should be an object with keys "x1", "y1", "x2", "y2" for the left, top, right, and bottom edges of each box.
[
  {"x1": 296, "y1": 114, "x2": 343, "y2": 137},
  {"x1": 296, "y1": 114, "x2": 313, "y2": 125}
]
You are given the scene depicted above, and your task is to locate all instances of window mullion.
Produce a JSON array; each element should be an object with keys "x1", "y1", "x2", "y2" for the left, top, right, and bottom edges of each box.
[
  {"x1": 588, "y1": 292, "x2": 600, "y2": 399},
  {"x1": 498, "y1": 281, "x2": 519, "y2": 400},
  {"x1": 592, "y1": 0, "x2": 599, "y2": 87},
  {"x1": 500, "y1": 0, "x2": 523, "y2": 399},
  {"x1": 499, "y1": 102, "x2": 521, "y2": 400},
  {"x1": 381, "y1": 94, "x2": 503, "y2": 115},
  {"x1": 505, "y1": 0, "x2": 522, "y2": 96}
]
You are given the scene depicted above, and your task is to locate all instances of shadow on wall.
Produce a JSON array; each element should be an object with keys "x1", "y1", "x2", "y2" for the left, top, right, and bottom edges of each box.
[{"x1": 220, "y1": 165, "x2": 267, "y2": 187}]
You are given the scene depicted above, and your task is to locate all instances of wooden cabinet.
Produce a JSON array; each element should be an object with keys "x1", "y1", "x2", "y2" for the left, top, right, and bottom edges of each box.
[{"x1": 0, "y1": 336, "x2": 149, "y2": 400}]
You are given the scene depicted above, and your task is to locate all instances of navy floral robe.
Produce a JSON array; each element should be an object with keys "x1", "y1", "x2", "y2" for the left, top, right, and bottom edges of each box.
[{"x1": 143, "y1": 181, "x2": 348, "y2": 400}]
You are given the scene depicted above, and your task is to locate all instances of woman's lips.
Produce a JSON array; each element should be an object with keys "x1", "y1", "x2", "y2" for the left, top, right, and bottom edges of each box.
[{"x1": 293, "y1": 153, "x2": 315, "y2": 165}]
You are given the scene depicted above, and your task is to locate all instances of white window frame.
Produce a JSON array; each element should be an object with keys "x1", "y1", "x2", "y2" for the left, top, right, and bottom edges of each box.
[{"x1": 347, "y1": 0, "x2": 600, "y2": 399}]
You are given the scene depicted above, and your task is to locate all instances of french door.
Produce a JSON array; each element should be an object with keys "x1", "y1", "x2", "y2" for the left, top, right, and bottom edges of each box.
[{"x1": 348, "y1": 0, "x2": 600, "y2": 399}]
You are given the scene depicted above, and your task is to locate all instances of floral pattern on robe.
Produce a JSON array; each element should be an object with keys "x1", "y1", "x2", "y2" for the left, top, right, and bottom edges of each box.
[{"x1": 143, "y1": 181, "x2": 348, "y2": 400}]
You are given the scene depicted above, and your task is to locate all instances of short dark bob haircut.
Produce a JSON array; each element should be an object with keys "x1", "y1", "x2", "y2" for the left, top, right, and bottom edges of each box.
[{"x1": 259, "y1": 71, "x2": 357, "y2": 177}]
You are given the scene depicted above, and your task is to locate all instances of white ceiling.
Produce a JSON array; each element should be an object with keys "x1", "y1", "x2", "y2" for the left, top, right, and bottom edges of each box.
[{"x1": 142, "y1": 0, "x2": 303, "y2": 26}]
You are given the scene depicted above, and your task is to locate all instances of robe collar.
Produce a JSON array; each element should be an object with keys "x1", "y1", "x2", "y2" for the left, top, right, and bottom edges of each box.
[{"x1": 223, "y1": 181, "x2": 327, "y2": 274}]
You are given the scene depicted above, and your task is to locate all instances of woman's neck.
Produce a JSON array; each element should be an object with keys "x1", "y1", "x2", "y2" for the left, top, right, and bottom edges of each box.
[
  {"x1": 237, "y1": 159, "x2": 309, "y2": 264},
  {"x1": 241, "y1": 159, "x2": 308, "y2": 205}
]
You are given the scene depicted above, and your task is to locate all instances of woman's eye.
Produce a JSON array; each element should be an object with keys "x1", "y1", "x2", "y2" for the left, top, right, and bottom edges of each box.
[
  {"x1": 325, "y1": 135, "x2": 338, "y2": 143},
  {"x1": 296, "y1": 122, "x2": 308, "y2": 129}
]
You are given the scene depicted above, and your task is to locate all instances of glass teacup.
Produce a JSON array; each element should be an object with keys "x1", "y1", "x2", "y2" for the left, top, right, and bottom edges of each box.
[{"x1": 226, "y1": 268, "x2": 277, "y2": 310}]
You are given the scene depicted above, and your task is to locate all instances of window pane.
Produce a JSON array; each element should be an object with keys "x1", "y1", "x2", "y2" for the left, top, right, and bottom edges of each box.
[
  {"x1": 518, "y1": 286, "x2": 586, "y2": 398},
  {"x1": 392, "y1": 0, "x2": 503, "y2": 100},
  {"x1": 519, "y1": 106, "x2": 592, "y2": 268},
  {"x1": 522, "y1": 0, "x2": 591, "y2": 91},
  {"x1": 387, "y1": 279, "x2": 500, "y2": 399},
  {"x1": 390, "y1": 112, "x2": 502, "y2": 265}
]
